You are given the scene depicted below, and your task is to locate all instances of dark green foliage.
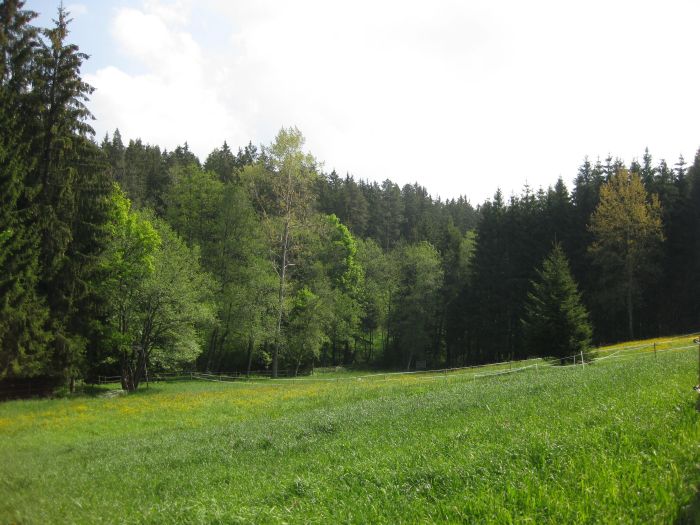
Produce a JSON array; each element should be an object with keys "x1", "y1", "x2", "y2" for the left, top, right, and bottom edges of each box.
[
  {"x1": 387, "y1": 241, "x2": 443, "y2": 370},
  {"x1": 468, "y1": 191, "x2": 511, "y2": 362},
  {"x1": 204, "y1": 140, "x2": 258, "y2": 183},
  {"x1": 165, "y1": 164, "x2": 222, "y2": 251},
  {"x1": 29, "y1": 7, "x2": 113, "y2": 386},
  {"x1": 0, "y1": 1, "x2": 50, "y2": 378},
  {"x1": 0, "y1": 3, "x2": 112, "y2": 386},
  {"x1": 441, "y1": 225, "x2": 475, "y2": 367},
  {"x1": 165, "y1": 142, "x2": 200, "y2": 171},
  {"x1": 100, "y1": 132, "x2": 175, "y2": 215},
  {"x1": 521, "y1": 244, "x2": 592, "y2": 360},
  {"x1": 662, "y1": 149, "x2": 700, "y2": 332},
  {"x1": 204, "y1": 140, "x2": 236, "y2": 183}
]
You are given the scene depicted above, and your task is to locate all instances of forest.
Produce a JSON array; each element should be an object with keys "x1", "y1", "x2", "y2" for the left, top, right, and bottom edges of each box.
[{"x1": 1, "y1": 2, "x2": 699, "y2": 394}]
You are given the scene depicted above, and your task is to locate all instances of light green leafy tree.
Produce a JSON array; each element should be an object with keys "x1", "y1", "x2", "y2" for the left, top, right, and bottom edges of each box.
[
  {"x1": 99, "y1": 188, "x2": 158, "y2": 389},
  {"x1": 139, "y1": 218, "x2": 216, "y2": 377},
  {"x1": 244, "y1": 127, "x2": 318, "y2": 377},
  {"x1": 100, "y1": 188, "x2": 215, "y2": 390},
  {"x1": 355, "y1": 238, "x2": 395, "y2": 362},
  {"x1": 207, "y1": 184, "x2": 277, "y2": 375},
  {"x1": 588, "y1": 168, "x2": 663, "y2": 339},
  {"x1": 302, "y1": 214, "x2": 364, "y2": 365}
]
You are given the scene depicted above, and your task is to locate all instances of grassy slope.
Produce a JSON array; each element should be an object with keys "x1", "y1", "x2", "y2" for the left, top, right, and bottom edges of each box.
[{"x1": 1, "y1": 339, "x2": 699, "y2": 524}]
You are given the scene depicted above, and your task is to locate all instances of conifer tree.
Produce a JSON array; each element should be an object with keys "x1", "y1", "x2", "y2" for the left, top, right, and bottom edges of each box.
[
  {"x1": 388, "y1": 241, "x2": 443, "y2": 370},
  {"x1": 204, "y1": 141, "x2": 236, "y2": 183},
  {"x1": 0, "y1": 0, "x2": 50, "y2": 378},
  {"x1": 469, "y1": 190, "x2": 510, "y2": 362},
  {"x1": 29, "y1": 6, "x2": 111, "y2": 385},
  {"x1": 521, "y1": 244, "x2": 592, "y2": 361}
]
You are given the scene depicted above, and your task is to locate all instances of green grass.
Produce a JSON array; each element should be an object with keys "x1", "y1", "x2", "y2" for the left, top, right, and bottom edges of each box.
[{"x1": 1, "y1": 339, "x2": 699, "y2": 524}]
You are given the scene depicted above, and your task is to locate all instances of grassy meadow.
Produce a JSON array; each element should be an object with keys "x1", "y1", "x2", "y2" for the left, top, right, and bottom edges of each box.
[{"x1": 1, "y1": 336, "x2": 699, "y2": 524}]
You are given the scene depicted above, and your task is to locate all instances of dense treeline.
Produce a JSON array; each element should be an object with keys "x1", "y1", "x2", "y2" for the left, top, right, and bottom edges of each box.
[{"x1": 1, "y1": 3, "x2": 699, "y2": 392}]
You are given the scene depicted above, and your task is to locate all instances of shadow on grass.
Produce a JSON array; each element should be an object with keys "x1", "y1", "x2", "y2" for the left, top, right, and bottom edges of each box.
[
  {"x1": 677, "y1": 491, "x2": 700, "y2": 525},
  {"x1": 53, "y1": 383, "x2": 166, "y2": 399},
  {"x1": 52, "y1": 384, "x2": 113, "y2": 399},
  {"x1": 125, "y1": 385, "x2": 165, "y2": 397}
]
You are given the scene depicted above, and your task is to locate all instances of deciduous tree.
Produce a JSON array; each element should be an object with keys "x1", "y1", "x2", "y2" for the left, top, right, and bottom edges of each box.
[
  {"x1": 588, "y1": 168, "x2": 663, "y2": 339},
  {"x1": 244, "y1": 127, "x2": 318, "y2": 377}
]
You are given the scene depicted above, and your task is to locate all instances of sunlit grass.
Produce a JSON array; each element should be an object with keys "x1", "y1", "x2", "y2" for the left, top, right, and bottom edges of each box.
[
  {"x1": 596, "y1": 332, "x2": 699, "y2": 354},
  {"x1": 1, "y1": 338, "x2": 699, "y2": 523}
]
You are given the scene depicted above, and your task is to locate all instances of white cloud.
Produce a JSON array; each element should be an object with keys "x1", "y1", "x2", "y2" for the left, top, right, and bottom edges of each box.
[
  {"x1": 87, "y1": 0, "x2": 700, "y2": 202},
  {"x1": 66, "y1": 3, "x2": 88, "y2": 17},
  {"x1": 86, "y1": 2, "x2": 243, "y2": 158}
]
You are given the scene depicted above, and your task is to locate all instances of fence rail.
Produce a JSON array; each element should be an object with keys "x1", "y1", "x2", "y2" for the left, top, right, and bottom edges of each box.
[
  {"x1": 95, "y1": 368, "x2": 304, "y2": 385},
  {"x1": 95, "y1": 336, "x2": 699, "y2": 387},
  {"x1": 9, "y1": 332, "x2": 699, "y2": 397}
]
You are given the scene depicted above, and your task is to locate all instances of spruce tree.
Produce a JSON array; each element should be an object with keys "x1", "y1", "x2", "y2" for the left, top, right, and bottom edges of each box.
[
  {"x1": 469, "y1": 190, "x2": 510, "y2": 363},
  {"x1": 521, "y1": 244, "x2": 592, "y2": 361},
  {"x1": 29, "y1": 6, "x2": 111, "y2": 385},
  {"x1": 204, "y1": 141, "x2": 236, "y2": 183},
  {"x1": 0, "y1": 0, "x2": 50, "y2": 379}
]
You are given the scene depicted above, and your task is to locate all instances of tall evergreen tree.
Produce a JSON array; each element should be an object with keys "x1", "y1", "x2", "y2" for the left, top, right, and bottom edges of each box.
[
  {"x1": 521, "y1": 244, "x2": 592, "y2": 361},
  {"x1": 0, "y1": 0, "x2": 50, "y2": 378},
  {"x1": 387, "y1": 241, "x2": 443, "y2": 370},
  {"x1": 29, "y1": 6, "x2": 111, "y2": 386},
  {"x1": 204, "y1": 141, "x2": 236, "y2": 183},
  {"x1": 469, "y1": 190, "x2": 512, "y2": 362}
]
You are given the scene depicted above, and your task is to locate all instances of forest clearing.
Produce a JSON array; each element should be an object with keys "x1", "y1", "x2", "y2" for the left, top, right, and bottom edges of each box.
[{"x1": 2, "y1": 335, "x2": 699, "y2": 524}]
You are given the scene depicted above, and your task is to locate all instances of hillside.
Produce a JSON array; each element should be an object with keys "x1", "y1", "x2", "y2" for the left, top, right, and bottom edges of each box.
[{"x1": 1, "y1": 336, "x2": 698, "y2": 523}]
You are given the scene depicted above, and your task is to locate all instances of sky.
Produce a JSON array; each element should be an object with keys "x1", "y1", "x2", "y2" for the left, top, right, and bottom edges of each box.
[{"x1": 27, "y1": 0, "x2": 700, "y2": 203}]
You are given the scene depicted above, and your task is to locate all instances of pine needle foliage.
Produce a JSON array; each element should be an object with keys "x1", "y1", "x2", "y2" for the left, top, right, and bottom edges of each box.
[{"x1": 522, "y1": 243, "x2": 592, "y2": 361}]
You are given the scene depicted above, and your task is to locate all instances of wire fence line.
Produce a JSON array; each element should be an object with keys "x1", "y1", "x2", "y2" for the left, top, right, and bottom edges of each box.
[
  {"x1": 96, "y1": 335, "x2": 699, "y2": 389},
  {"x1": 189, "y1": 342, "x2": 697, "y2": 388},
  {"x1": 96, "y1": 369, "x2": 299, "y2": 385}
]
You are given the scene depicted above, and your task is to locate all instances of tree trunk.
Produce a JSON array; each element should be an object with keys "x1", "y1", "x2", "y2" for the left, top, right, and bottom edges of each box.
[
  {"x1": 246, "y1": 336, "x2": 255, "y2": 376},
  {"x1": 368, "y1": 329, "x2": 373, "y2": 362},
  {"x1": 120, "y1": 346, "x2": 147, "y2": 392},
  {"x1": 625, "y1": 231, "x2": 635, "y2": 340},
  {"x1": 273, "y1": 215, "x2": 291, "y2": 378},
  {"x1": 627, "y1": 283, "x2": 634, "y2": 340},
  {"x1": 121, "y1": 364, "x2": 134, "y2": 392},
  {"x1": 626, "y1": 251, "x2": 634, "y2": 340},
  {"x1": 206, "y1": 326, "x2": 218, "y2": 371}
]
